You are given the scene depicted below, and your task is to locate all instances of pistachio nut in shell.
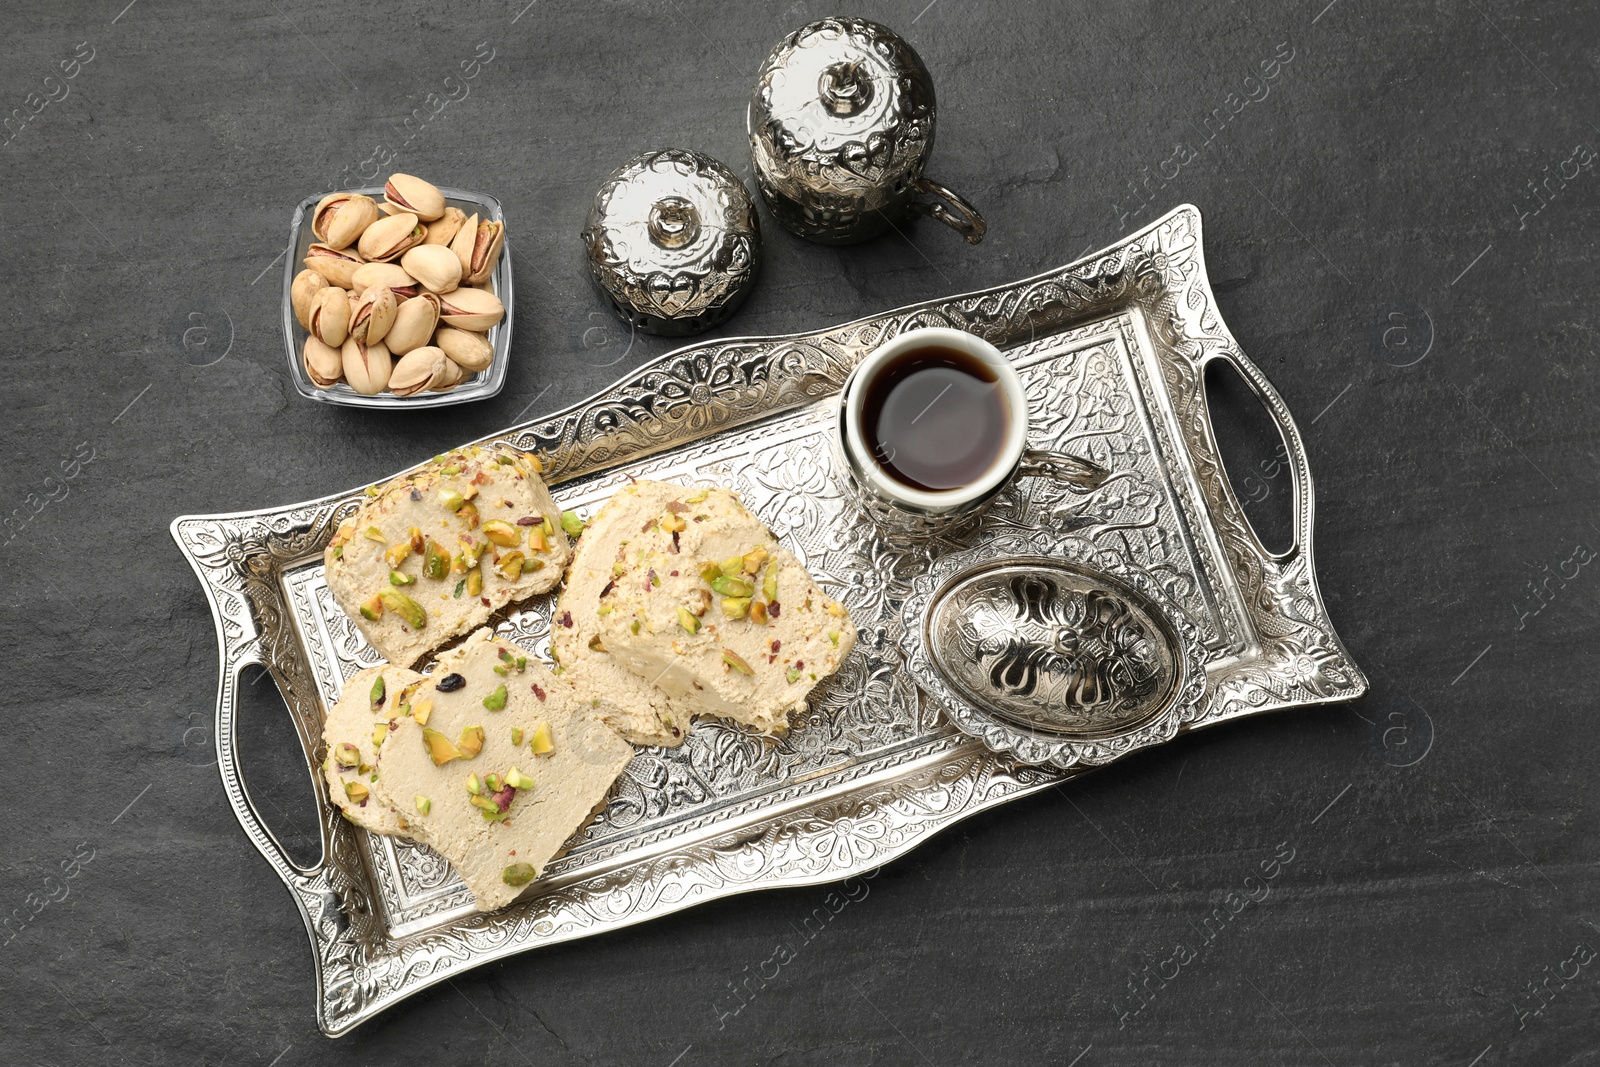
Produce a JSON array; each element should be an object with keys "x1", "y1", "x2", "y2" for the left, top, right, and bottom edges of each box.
[
  {"x1": 313, "y1": 192, "x2": 379, "y2": 250},
  {"x1": 350, "y1": 286, "x2": 397, "y2": 345},
  {"x1": 448, "y1": 212, "x2": 481, "y2": 275},
  {"x1": 357, "y1": 211, "x2": 425, "y2": 263},
  {"x1": 424, "y1": 206, "x2": 467, "y2": 246},
  {"x1": 400, "y1": 244, "x2": 461, "y2": 295},
  {"x1": 350, "y1": 262, "x2": 419, "y2": 299},
  {"x1": 429, "y1": 355, "x2": 466, "y2": 392},
  {"x1": 387, "y1": 293, "x2": 440, "y2": 355},
  {"x1": 389, "y1": 346, "x2": 446, "y2": 398},
  {"x1": 308, "y1": 285, "x2": 351, "y2": 347},
  {"x1": 303, "y1": 243, "x2": 365, "y2": 288},
  {"x1": 291, "y1": 269, "x2": 329, "y2": 331},
  {"x1": 461, "y1": 220, "x2": 505, "y2": 285},
  {"x1": 341, "y1": 338, "x2": 393, "y2": 395},
  {"x1": 303, "y1": 336, "x2": 343, "y2": 387},
  {"x1": 312, "y1": 192, "x2": 354, "y2": 243},
  {"x1": 434, "y1": 326, "x2": 494, "y2": 371},
  {"x1": 437, "y1": 287, "x2": 504, "y2": 331},
  {"x1": 387, "y1": 293, "x2": 441, "y2": 355},
  {"x1": 384, "y1": 173, "x2": 446, "y2": 221}
]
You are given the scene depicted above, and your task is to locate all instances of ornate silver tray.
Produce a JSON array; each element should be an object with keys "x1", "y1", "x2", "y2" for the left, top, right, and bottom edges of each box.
[{"x1": 172, "y1": 204, "x2": 1365, "y2": 1036}]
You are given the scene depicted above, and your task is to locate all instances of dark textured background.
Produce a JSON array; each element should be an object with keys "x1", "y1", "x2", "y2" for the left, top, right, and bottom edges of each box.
[{"x1": 4, "y1": 0, "x2": 1598, "y2": 1063}]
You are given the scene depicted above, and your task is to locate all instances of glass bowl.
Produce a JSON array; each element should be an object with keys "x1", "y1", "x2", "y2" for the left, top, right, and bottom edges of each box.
[{"x1": 281, "y1": 186, "x2": 512, "y2": 409}]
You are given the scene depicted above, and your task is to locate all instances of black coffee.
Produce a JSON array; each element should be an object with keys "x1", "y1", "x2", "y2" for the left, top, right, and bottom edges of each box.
[{"x1": 860, "y1": 345, "x2": 1010, "y2": 492}]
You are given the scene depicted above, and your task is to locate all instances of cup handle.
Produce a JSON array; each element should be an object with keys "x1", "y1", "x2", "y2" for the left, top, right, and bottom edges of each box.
[
  {"x1": 909, "y1": 177, "x2": 988, "y2": 244},
  {"x1": 1017, "y1": 448, "x2": 1112, "y2": 494}
]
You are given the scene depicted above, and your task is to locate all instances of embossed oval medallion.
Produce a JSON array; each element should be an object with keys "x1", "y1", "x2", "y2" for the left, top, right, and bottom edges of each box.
[{"x1": 925, "y1": 558, "x2": 1181, "y2": 738}]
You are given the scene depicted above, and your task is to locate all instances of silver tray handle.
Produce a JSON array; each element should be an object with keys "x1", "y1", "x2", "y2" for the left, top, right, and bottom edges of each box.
[{"x1": 1199, "y1": 352, "x2": 1310, "y2": 565}]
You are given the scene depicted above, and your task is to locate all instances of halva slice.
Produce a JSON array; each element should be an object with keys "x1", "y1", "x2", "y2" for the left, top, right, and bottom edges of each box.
[
  {"x1": 551, "y1": 481, "x2": 702, "y2": 747},
  {"x1": 590, "y1": 481, "x2": 856, "y2": 737},
  {"x1": 325, "y1": 444, "x2": 570, "y2": 668},
  {"x1": 370, "y1": 628, "x2": 634, "y2": 912},
  {"x1": 321, "y1": 664, "x2": 426, "y2": 837}
]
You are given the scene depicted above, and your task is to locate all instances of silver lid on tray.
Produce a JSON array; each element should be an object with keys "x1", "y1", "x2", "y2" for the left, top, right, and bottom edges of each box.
[{"x1": 902, "y1": 531, "x2": 1209, "y2": 770}]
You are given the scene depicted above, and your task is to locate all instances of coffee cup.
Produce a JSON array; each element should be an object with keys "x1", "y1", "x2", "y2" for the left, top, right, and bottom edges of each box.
[{"x1": 835, "y1": 327, "x2": 1109, "y2": 533}]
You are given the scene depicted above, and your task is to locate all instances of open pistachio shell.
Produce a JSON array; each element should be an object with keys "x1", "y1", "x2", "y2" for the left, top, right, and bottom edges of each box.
[
  {"x1": 429, "y1": 355, "x2": 466, "y2": 392},
  {"x1": 357, "y1": 211, "x2": 425, "y2": 263},
  {"x1": 389, "y1": 346, "x2": 447, "y2": 398},
  {"x1": 302, "y1": 336, "x2": 343, "y2": 387},
  {"x1": 387, "y1": 293, "x2": 441, "y2": 355},
  {"x1": 341, "y1": 338, "x2": 393, "y2": 395},
  {"x1": 308, "y1": 286, "x2": 350, "y2": 347},
  {"x1": 424, "y1": 206, "x2": 467, "y2": 246},
  {"x1": 384, "y1": 174, "x2": 446, "y2": 221},
  {"x1": 350, "y1": 286, "x2": 397, "y2": 345},
  {"x1": 436, "y1": 287, "x2": 504, "y2": 331},
  {"x1": 433, "y1": 326, "x2": 493, "y2": 371},
  {"x1": 448, "y1": 212, "x2": 480, "y2": 276},
  {"x1": 291, "y1": 269, "x2": 329, "y2": 331},
  {"x1": 462, "y1": 220, "x2": 505, "y2": 285},
  {"x1": 313, "y1": 192, "x2": 380, "y2": 250},
  {"x1": 303, "y1": 243, "x2": 365, "y2": 288},
  {"x1": 400, "y1": 244, "x2": 461, "y2": 295},
  {"x1": 350, "y1": 262, "x2": 419, "y2": 299}
]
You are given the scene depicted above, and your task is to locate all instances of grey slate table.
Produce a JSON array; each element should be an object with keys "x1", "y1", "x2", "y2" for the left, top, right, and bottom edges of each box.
[{"x1": 5, "y1": 1, "x2": 1598, "y2": 1063}]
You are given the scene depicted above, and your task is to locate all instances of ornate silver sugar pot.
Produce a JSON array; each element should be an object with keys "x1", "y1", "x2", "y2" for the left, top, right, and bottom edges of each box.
[
  {"x1": 582, "y1": 148, "x2": 762, "y2": 336},
  {"x1": 748, "y1": 16, "x2": 986, "y2": 245}
]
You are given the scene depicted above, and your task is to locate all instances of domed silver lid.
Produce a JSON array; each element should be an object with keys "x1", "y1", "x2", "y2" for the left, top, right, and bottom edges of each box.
[
  {"x1": 581, "y1": 149, "x2": 761, "y2": 336},
  {"x1": 901, "y1": 532, "x2": 1208, "y2": 770}
]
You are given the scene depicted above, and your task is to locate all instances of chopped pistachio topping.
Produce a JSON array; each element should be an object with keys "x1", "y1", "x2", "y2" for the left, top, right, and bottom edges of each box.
[
  {"x1": 457, "y1": 724, "x2": 485, "y2": 757},
  {"x1": 389, "y1": 569, "x2": 415, "y2": 586},
  {"x1": 422, "y1": 539, "x2": 451, "y2": 580},
  {"x1": 502, "y1": 862, "x2": 537, "y2": 887},
  {"x1": 438, "y1": 488, "x2": 466, "y2": 512},
  {"x1": 344, "y1": 781, "x2": 370, "y2": 803},
  {"x1": 510, "y1": 727, "x2": 524, "y2": 746},
  {"x1": 722, "y1": 648, "x2": 754, "y2": 675},
  {"x1": 377, "y1": 589, "x2": 426, "y2": 629},
  {"x1": 677, "y1": 607, "x2": 701, "y2": 634},
  {"x1": 529, "y1": 721, "x2": 554, "y2": 755},
  {"x1": 333, "y1": 742, "x2": 360, "y2": 768},
  {"x1": 412, "y1": 699, "x2": 434, "y2": 726},
  {"x1": 363, "y1": 525, "x2": 386, "y2": 543},
  {"x1": 370, "y1": 674, "x2": 386, "y2": 707},
  {"x1": 422, "y1": 728, "x2": 460, "y2": 765},
  {"x1": 466, "y1": 773, "x2": 481, "y2": 795},
  {"x1": 482, "y1": 520, "x2": 519, "y2": 547},
  {"x1": 710, "y1": 575, "x2": 754, "y2": 598},
  {"x1": 483, "y1": 684, "x2": 507, "y2": 711},
  {"x1": 560, "y1": 510, "x2": 586, "y2": 536},
  {"x1": 505, "y1": 766, "x2": 535, "y2": 790},
  {"x1": 414, "y1": 795, "x2": 431, "y2": 815}
]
